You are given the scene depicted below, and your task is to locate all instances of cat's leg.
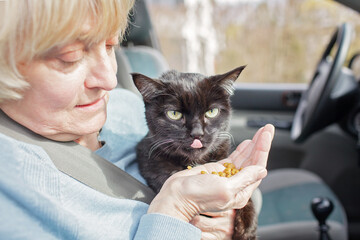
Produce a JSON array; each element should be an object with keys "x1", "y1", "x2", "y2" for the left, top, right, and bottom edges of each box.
[
  {"x1": 147, "y1": 173, "x2": 173, "y2": 193},
  {"x1": 232, "y1": 199, "x2": 257, "y2": 240},
  {"x1": 141, "y1": 158, "x2": 184, "y2": 193}
]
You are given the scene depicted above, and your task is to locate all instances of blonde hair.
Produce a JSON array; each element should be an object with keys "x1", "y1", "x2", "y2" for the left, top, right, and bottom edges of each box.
[{"x1": 0, "y1": 0, "x2": 134, "y2": 103}]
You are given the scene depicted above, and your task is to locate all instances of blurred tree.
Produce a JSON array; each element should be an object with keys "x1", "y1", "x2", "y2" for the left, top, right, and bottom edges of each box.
[{"x1": 148, "y1": 0, "x2": 360, "y2": 83}]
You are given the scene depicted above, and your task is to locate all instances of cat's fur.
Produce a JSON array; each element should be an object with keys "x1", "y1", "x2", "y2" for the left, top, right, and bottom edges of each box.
[{"x1": 132, "y1": 66, "x2": 257, "y2": 240}]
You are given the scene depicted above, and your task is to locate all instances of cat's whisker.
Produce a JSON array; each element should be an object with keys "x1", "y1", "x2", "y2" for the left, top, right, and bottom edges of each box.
[
  {"x1": 172, "y1": 142, "x2": 192, "y2": 165},
  {"x1": 148, "y1": 139, "x2": 174, "y2": 159},
  {"x1": 209, "y1": 145, "x2": 218, "y2": 156},
  {"x1": 174, "y1": 144, "x2": 183, "y2": 157},
  {"x1": 218, "y1": 132, "x2": 235, "y2": 147},
  {"x1": 149, "y1": 141, "x2": 169, "y2": 158},
  {"x1": 157, "y1": 142, "x2": 179, "y2": 160},
  {"x1": 217, "y1": 135, "x2": 230, "y2": 139},
  {"x1": 145, "y1": 135, "x2": 156, "y2": 139},
  {"x1": 161, "y1": 144, "x2": 176, "y2": 158},
  {"x1": 218, "y1": 131, "x2": 232, "y2": 138},
  {"x1": 157, "y1": 93, "x2": 175, "y2": 98}
]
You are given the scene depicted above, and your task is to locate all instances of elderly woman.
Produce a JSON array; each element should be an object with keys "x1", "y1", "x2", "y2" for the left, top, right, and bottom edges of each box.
[{"x1": 0, "y1": 0, "x2": 274, "y2": 239}]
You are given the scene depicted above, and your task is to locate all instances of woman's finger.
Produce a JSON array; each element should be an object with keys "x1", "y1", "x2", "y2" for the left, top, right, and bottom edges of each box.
[
  {"x1": 227, "y1": 165, "x2": 267, "y2": 209},
  {"x1": 220, "y1": 139, "x2": 252, "y2": 168},
  {"x1": 191, "y1": 210, "x2": 235, "y2": 240},
  {"x1": 201, "y1": 210, "x2": 235, "y2": 218},
  {"x1": 227, "y1": 126, "x2": 264, "y2": 162},
  {"x1": 234, "y1": 124, "x2": 275, "y2": 168},
  {"x1": 201, "y1": 232, "x2": 232, "y2": 240},
  {"x1": 242, "y1": 124, "x2": 275, "y2": 168},
  {"x1": 229, "y1": 165, "x2": 267, "y2": 189},
  {"x1": 233, "y1": 180, "x2": 263, "y2": 209},
  {"x1": 252, "y1": 129, "x2": 274, "y2": 167},
  {"x1": 226, "y1": 138, "x2": 252, "y2": 161}
]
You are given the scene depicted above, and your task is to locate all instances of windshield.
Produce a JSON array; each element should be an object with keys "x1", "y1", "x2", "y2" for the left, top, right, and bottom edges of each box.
[{"x1": 148, "y1": 0, "x2": 360, "y2": 84}]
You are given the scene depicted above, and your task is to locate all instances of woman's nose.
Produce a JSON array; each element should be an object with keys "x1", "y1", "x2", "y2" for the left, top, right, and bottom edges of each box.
[{"x1": 84, "y1": 46, "x2": 118, "y2": 91}]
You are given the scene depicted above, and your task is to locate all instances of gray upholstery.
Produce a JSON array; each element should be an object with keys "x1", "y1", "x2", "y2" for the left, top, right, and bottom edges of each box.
[
  {"x1": 258, "y1": 169, "x2": 348, "y2": 240},
  {"x1": 115, "y1": 48, "x2": 140, "y2": 95},
  {"x1": 258, "y1": 221, "x2": 346, "y2": 240},
  {"x1": 122, "y1": 46, "x2": 169, "y2": 78},
  {"x1": 121, "y1": 0, "x2": 160, "y2": 49},
  {"x1": 115, "y1": 46, "x2": 169, "y2": 96}
]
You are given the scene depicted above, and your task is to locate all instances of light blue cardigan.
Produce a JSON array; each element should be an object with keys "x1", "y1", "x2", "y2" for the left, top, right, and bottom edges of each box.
[{"x1": 0, "y1": 89, "x2": 201, "y2": 239}]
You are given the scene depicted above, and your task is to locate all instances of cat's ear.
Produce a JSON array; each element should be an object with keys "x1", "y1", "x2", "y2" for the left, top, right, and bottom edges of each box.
[
  {"x1": 211, "y1": 65, "x2": 246, "y2": 95},
  {"x1": 131, "y1": 73, "x2": 164, "y2": 102}
]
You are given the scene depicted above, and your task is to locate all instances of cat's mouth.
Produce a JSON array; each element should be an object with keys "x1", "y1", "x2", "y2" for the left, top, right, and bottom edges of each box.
[{"x1": 190, "y1": 139, "x2": 203, "y2": 149}]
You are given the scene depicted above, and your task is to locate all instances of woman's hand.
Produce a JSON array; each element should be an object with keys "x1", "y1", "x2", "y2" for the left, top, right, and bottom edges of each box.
[
  {"x1": 190, "y1": 210, "x2": 235, "y2": 240},
  {"x1": 148, "y1": 124, "x2": 275, "y2": 223}
]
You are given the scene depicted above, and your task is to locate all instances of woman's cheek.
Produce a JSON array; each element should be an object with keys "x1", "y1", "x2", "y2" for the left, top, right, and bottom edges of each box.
[{"x1": 41, "y1": 72, "x2": 86, "y2": 110}]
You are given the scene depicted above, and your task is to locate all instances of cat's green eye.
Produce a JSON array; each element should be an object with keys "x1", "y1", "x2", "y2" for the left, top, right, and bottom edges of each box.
[
  {"x1": 205, "y1": 108, "x2": 219, "y2": 118},
  {"x1": 167, "y1": 110, "x2": 183, "y2": 120}
]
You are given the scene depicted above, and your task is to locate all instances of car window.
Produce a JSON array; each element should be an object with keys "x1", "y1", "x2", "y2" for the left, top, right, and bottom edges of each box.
[{"x1": 147, "y1": 0, "x2": 360, "y2": 84}]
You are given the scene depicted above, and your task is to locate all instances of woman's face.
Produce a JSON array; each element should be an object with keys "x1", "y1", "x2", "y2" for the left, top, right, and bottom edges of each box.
[{"x1": 1, "y1": 35, "x2": 119, "y2": 141}]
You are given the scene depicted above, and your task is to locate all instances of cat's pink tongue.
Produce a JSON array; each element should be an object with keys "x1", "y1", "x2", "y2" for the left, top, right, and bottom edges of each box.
[{"x1": 191, "y1": 139, "x2": 203, "y2": 149}]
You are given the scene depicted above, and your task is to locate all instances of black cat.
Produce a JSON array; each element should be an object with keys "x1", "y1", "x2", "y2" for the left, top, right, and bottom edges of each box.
[{"x1": 132, "y1": 66, "x2": 257, "y2": 240}]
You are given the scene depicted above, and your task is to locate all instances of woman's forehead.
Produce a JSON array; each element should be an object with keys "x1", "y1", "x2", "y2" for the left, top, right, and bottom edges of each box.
[
  {"x1": 23, "y1": 1, "x2": 129, "y2": 59},
  {"x1": 39, "y1": 17, "x2": 121, "y2": 58}
]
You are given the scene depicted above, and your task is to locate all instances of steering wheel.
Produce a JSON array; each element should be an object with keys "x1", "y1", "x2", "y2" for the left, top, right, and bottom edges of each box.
[{"x1": 291, "y1": 23, "x2": 353, "y2": 143}]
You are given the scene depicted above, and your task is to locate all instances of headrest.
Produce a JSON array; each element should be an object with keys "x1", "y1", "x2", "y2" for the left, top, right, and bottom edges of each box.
[{"x1": 122, "y1": 0, "x2": 160, "y2": 49}]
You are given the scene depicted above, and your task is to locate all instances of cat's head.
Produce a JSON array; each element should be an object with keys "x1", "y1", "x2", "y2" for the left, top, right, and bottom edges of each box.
[{"x1": 132, "y1": 66, "x2": 245, "y2": 164}]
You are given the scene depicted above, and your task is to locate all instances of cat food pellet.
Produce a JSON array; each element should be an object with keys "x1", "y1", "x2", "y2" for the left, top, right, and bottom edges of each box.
[
  {"x1": 223, "y1": 168, "x2": 232, "y2": 175},
  {"x1": 187, "y1": 163, "x2": 242, "y2": 177},
  {"x1": 223, "y1": 162, "x2": 236, "y2": 169},
  {"x1": 212, "y1": 163, "x2": 242, "y2": 178}
]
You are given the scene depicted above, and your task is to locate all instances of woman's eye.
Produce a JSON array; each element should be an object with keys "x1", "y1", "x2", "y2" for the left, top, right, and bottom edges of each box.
[
  {"x1": 167, "y1": 110, "x2": 183, "y2": 120},
  {"x1": 57, "y1": 50, "x2": 84, "y2": 65},
  {"x1": 106, "y1": 36, "x2": 119, "y2": 54},
  {"x1": 205, "y1": 108, "x2": 219, "y2": 118},
  {"x1": 106, "y1": 44, "x2": 116, "y2": 54}
]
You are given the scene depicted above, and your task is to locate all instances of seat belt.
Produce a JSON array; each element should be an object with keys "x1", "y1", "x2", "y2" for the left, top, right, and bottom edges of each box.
[{"x1": 0, "y1": 110, "x2": 155, "y2": 204}]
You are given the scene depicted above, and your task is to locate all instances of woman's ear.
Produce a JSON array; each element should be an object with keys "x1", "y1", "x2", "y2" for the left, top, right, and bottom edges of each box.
[{"x1": 131, "y1": 73, "x2": 164, "y2": 102}]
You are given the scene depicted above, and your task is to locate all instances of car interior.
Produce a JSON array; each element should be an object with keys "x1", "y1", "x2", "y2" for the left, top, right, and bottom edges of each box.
[{"x1": 117, "y1": 0, "x2": 360, "y2": 239}]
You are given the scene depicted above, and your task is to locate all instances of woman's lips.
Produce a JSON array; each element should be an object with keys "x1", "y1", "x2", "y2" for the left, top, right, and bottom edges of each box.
[
  {"x1": 76, "y1": 98, "x2": 102, "y2": 108},
  {"x1": 76, "y1": 94, "x2": 107, "y2": 110}
]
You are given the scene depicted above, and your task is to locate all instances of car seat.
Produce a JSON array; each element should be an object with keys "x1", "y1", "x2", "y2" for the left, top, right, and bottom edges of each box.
[
  {"x1": 258, "y1": 169, "x2": 347, "y2": 239},
  {"x1": 115, "y1": 48, "x2": 140, "y2": 95},
  {"x1": 122, "y1": 46, "x2": 169, "y2": 78}
]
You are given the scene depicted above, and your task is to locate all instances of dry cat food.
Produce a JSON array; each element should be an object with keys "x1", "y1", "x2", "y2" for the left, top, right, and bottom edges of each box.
[{"x1": 188, "y1": 163, "x2": 242, "y2": 178}]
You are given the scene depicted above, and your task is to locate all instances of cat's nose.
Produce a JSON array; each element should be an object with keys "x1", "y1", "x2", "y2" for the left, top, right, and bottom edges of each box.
[{"x1": 190, "y1": 123, "x2": 204, "y2": 139}]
